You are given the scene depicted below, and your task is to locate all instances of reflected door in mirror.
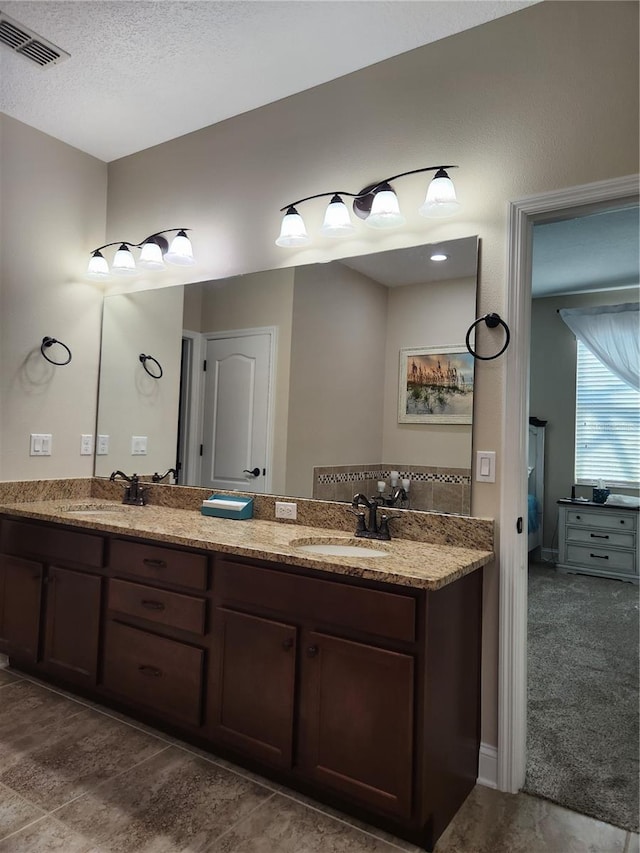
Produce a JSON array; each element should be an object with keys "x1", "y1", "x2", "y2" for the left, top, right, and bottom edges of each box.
[{"x1": 201, "y1": 332, "x2": 272, "y2": 493}]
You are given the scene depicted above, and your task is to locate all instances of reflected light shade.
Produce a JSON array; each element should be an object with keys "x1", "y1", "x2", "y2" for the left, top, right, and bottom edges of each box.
[
  {"x1": 86, "y1": 250, "x2": 109, "y2": 279},
  {"x1": 365, "y1": 183, "x2": 406, "y2": 229},
  {"x1": 430, "y1": 252, "x2": 448, "y2": 262},
  {"x1": 419, "y1": 169, "x2": 460, "y2": 218},
  {"x1": 111, "y1": 244, "x2": 137, "y2": 276},
  {"x1": 320, "y1": 195, "x2": 355, "y2": 237},
  {"x1": 275, "y1": 206, "x2": 311, "y2": 247},
  {"x1": 138, "y1": 238, "x2": 165, "y2": 270},
  {"x1": 165, "y1": 230, "x2": 195, "y2": 265}
]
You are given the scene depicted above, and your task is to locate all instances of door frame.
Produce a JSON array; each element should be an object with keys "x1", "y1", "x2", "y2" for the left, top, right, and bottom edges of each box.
[
  {"x1": 197, "y1": 326, "x2": 277, "y2": 495},
  {"x1": 180, "y1": 330, "x2": 205, "y2": 487},
  {"x1": 498, "y1": 173, "x2": 639, "y2": 792}
]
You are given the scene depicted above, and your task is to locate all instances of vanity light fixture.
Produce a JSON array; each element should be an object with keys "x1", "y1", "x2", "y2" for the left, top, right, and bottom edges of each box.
[
  {"x1": 276, "y1": 165, "x2": 459, "y2": 247},
  {"x1": 86, "y1": 229, "x2": 195, "y2": 279}
]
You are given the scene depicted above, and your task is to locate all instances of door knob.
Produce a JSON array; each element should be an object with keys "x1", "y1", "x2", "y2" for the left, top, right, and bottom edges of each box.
[{"x1": 243, "y1": 467, "x2": 261, "y2": 477}]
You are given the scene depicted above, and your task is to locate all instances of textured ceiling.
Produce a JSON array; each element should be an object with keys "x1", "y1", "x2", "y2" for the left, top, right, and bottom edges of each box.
[
  {"x1": 532, "y1": 206, "x2": 640, "y2": 298},
  {"x1": 0, "y1": 0, "x2": 536, "y2": 162}
]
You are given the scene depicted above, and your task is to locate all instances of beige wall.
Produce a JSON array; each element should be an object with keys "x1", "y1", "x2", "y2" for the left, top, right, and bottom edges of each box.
[
  {"x1": 196, "y1": 268, "x2": 295, "y2": 495},
  {"x1": 287, "y1": 262, "x2": 387, "y2": 497},
  {"x1": 530, "y1": 288, "x2": 639, "y2": 548},
  {"x1": 0, "y1": 1, "x2": 638, "y2": 749},
  {"x1": 382, "y1": 276, "x2": 476, "y2": 466},
  {"x1": 0, "y1": 114, "x2": 107, "y2": 480},
  {"x1": 95, "y1": 287, "x2": 184, "y2": 479}
]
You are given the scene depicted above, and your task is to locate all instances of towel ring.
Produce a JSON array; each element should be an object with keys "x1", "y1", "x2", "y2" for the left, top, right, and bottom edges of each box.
[
  {"x1": 139, "y1": 353, "x2": 163, "y2": 378},
  {"x1": 465, "y1": 313, "x2": 511, "y2": 361},
  {"x1": 41, "y1": 337, "x2": 72, "y2": 366}
]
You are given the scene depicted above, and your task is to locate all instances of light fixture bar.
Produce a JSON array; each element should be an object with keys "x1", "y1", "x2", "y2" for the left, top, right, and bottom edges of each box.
[
  {"x1": 276, "y1": 165, "x2": 460, "y2": 246},
  {"x1": 86, "y1": 228, "x2": 194, "y2": 279}
]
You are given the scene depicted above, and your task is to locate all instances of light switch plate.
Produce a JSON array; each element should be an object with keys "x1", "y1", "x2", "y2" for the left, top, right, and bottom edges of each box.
[
  {"x1": 30, "y1": 433, "x2": 52, "y2": 456},
  {"x1": 131, "y1": 435, "x2": 148, "y2": 455},
  {"x1": 476, "y1": 450, "x2": 496, "y2": 483}
]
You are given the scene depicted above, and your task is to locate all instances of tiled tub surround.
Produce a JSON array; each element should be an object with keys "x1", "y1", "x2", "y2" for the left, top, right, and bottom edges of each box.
[
  {"x1": 0, "y1": 478, "x2": 493, "y2": 590},
  {"x1": 313, "y1": 465, "x2": 471, "y2": 516}
]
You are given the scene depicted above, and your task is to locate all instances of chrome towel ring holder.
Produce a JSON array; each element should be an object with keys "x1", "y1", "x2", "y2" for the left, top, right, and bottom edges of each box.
[
  {"x1": 41, "y1": 337, "x2": 72, "y2": 366},
  {"x1": 139, "y1": 353, "x2": 163, "y2": 378},
  {"x1": 465, "y1": 313, "x2": 511, "y2": 361}
]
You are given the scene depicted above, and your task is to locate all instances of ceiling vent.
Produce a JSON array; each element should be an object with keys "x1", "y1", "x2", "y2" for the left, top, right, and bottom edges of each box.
[{"x1": 0, "y1": 11, "x2": 70, "y2": 67}]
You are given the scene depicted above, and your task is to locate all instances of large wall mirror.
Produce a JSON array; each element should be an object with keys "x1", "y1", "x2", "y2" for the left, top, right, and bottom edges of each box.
[{"x1": 96, "y1": 235, "x2": 479, "y2": 515}]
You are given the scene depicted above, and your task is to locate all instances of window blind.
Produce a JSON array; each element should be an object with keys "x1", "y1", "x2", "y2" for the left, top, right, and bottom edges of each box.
[{"x1": 575, "y1": 341, "x2": 640, "y2": 487}]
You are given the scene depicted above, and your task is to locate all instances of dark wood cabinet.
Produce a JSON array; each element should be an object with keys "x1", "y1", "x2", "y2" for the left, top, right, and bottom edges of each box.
[
  {"x1": 298, "y1": 630, "x2": 414, "y2": 818},
  {"x1": 0, "y1": 554, "x2": 43, "y2": 662},
  {"x1": 43, "y1": 566, "x2": 102, "y2": 684},
  {"x1": 0, "y1": 514, "x2": 484, "y2": 851},
  {"x1": 210, "y1": 607, "x2": 297, "y2": 767}
]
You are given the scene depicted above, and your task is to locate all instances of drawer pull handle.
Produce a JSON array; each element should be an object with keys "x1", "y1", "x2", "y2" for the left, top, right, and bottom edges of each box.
[
  {"x1": 142, "y1": 558, "x2": 167, "y2": 569},
  {"x1": 590, "y1": 553, "x2": 609, "y2": 560},
  {"x1": 590, "y1": 533, "x2": 609, "y2": 539},
  {"x1": 138, "y1": 664, "x2": 162, "y2": 677},
  {"x1": 307, "y1": 645, "x2": 319, "y2": 658},
  {"x1": 282, "y1": 637, "x2": 294, "y2": 651},
  {"x1": 141, "y1": 599, "x2": 165, "y2": 611}
]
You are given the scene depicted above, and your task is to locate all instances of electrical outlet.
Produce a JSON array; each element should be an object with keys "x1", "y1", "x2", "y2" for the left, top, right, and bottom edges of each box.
[
  {"x1": 275, "y1": 501, "x2": 297, "y2": 520},
  {"x1": 80, "y1": 434, "x2": 93, "y2": 455},
  {"x1": 131, "y1": 435, "x2": 148, "y2": 455},
  {"x1": 96, "y1": 435, "x2": 109, "y2": 455}
]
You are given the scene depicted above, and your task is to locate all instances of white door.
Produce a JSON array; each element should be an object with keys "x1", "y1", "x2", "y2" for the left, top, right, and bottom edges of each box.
[{"x1": 201, "y1": 332, "x2": 272, "y2": 493}]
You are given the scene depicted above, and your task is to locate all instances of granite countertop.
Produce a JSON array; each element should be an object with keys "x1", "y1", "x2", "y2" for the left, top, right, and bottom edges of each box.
[{"x1": 0, "y1": 498, "x2": 493, "y2": 591}]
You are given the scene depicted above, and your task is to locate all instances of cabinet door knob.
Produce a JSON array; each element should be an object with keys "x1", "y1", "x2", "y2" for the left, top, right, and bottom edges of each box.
[
  {"x1": 282, "y1": 637, "x2": 294, "y2": 651},
  {"x1": 307, "y1": 645, "x2": 319, "y2": 657}
]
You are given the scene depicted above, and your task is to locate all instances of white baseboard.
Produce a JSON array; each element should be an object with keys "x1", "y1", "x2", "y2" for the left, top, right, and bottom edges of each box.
[
  {"x1": 541, "y1": 547, "x2": 558, "y2": 563},
  {"x1": 477, "y1": 742, "x2": 498, "y2": 789}
]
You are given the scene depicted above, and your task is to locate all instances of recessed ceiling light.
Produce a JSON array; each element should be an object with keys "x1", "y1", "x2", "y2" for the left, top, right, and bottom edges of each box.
[{"x1": 430, "y1": 252, "x2": 448, "y2": 262}]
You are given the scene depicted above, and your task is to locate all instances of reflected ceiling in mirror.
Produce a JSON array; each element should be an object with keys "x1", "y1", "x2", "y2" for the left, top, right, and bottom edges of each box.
[{"x1": 96, "y1": 236, "x2": 479, "y2": 515}]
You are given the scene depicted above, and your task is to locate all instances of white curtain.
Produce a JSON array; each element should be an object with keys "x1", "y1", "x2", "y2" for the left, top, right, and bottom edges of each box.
[{"x1": 559, "y1": 303, "x2": 640, "y2": 391}]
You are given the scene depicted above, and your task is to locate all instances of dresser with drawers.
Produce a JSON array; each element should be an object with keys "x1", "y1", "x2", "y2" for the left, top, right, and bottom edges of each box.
[{"x1": 556, "y1": 499, "x2": 639, "y2": 583}]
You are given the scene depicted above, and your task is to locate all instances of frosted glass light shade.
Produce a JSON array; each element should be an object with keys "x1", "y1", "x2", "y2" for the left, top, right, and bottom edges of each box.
[
  {"x1": 275, "y1": 207, "x2": 311, "y2": 247},
  {"x1": 419, "y1": 170, "x2": 460, "y2": 218},
  {"x1": 86, "y1": 250, "x2": 109, "y2": 279},
  {"x1": 320, "y1": 195, "x2": 355, "y2": 237},
  {"x1": 165, "y1": 230, "x2": 195, "y2": 266},
  {"x1": 111, "y1": 244, "x2": 137, "y2": 276},
  {"x1": 138, "y1": 239, "x2": 165, "y2": 270},
  {"x1": 365, "y1": 185, "x2": 405, "y2": 229}
]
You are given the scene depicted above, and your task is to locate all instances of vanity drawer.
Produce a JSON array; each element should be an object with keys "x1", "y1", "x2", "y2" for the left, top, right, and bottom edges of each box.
[
  {"x1": 102, "y1": 621, "x2": 204, "y2": 726},
  {"x1": 108, "y1": 579, "x2": 207, "y2": 635},
  {"x1": 566, "y1": 527, "x2": 635, "y2": 550},
  {"x1": 566, "y1": 510, "x2": 637, "y2": 531},
  {"x1": 566, "y1": 544, "x2": 636, "y2": 574},
  {"x1": 0, "y1": 519, "x2": 104, "y2": 568},
  {"x1": 110, "y1": 540, "x2": 208, "y2": 590},
  {"x1": 215, "y1": 560, "x2": 416, "y2": 643}
]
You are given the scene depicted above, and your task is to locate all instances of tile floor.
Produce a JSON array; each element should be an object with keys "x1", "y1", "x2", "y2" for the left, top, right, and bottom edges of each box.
[{"x1": 0, "y1": 664, "x2": 637, "y2": 852}]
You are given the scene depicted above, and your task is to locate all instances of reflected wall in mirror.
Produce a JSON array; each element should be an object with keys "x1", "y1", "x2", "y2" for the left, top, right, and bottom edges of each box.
[{"x1": 96, "y1": 236, "x2": 479, "y2": 515}]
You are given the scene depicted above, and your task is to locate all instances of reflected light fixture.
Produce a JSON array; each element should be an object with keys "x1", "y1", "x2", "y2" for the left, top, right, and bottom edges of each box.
[
  {"x1": 276, "y1": 165, "x2": 459, "y2": 247},
  {"x1": 86, "y1": 228, "x2": 195, "y2": 280},
  {"x1": 430, "y1": 251, "x2": 449, "y2": 262}
]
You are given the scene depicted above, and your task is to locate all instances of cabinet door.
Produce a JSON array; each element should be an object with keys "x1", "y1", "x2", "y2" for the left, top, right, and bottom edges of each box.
[
  {"x1": 43, "y1": 566, "x2": 102, "y2": 684},
  {"x1": 210, "y1": 608, "x2": 297, "y2": 767},
  {"x1": 299, "y1": 631, "x2": 414, "y2": 818},
  {"x1": 0, "y1": 554, "x2": 43, "y2": 662}
]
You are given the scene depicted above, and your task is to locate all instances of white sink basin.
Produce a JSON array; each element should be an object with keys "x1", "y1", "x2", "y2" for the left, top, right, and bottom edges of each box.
[{"x1": 291, "y1": 539, "x2": 390, "y2": 558}]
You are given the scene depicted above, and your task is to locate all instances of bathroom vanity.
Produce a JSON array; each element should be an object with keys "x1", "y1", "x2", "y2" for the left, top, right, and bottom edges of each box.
[{"x1": 0, "y1": 494, "x2": 492, "y2": 851}]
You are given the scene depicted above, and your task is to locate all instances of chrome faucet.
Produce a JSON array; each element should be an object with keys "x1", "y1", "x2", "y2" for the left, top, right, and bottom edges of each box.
[
  {"x1": 109, "y1": 471, "x2": 148, "y2": 506},
  {"x1": 351, "y1": 493, "x2": 394, "y2": 541}
]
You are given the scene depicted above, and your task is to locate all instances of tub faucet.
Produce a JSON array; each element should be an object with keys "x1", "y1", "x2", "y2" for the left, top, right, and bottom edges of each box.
[{"x1": 109, "y1": 471, "x2": 148, "y2": 506}]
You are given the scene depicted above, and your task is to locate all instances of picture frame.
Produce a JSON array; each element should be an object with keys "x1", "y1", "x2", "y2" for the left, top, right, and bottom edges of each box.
[{"x1": 398, "y1": 345, "x2": 475, "y2": 424}]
